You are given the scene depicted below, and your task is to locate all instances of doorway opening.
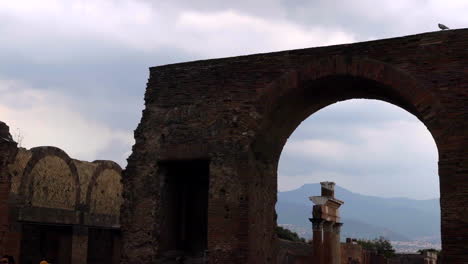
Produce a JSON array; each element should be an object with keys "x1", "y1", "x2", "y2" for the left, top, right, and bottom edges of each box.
[
  {"x1": 20, "y1": 224, "x2": 72, "y2": 264},
  {"x1": 158, "y1": 160, "x2": 210, "y2": 257}
]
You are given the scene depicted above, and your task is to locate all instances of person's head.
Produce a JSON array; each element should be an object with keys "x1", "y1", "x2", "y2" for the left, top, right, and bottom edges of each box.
[{"x1": 0, "y1": 255, "x2": 15, "y2": 264}]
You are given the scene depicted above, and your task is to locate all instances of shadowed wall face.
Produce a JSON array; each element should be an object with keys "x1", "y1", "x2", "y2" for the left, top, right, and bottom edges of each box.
[
  {"x1": 0, "y1": 122, "x2": 18, "y2": 257},
  {"x1": 87, "y1": 228, "x2": 121, "y2": 264},
  {"x1": 158, "y1": 160, "x2": 209, "y2": 259},
  {"x1": 121, "y1": 29, "x2": 468, "y2": 263},
  {"x1": 20, "y1": 224, "x2": 72, "y2": 264}
]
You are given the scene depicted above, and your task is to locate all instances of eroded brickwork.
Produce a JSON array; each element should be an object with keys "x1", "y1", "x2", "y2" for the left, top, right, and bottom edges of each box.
[
  {"x1": 0, "y1": 122, "x2": 18, "y2": 257},
  {"x1": 1, "y1": 140, "x2": 123, "y2": 263},
  {"x1": 122, "y1": 29, "x2": 468, "y2": 263},
  {"x1": 277, "y1": 239, "x2": 313, "y2": 264}
]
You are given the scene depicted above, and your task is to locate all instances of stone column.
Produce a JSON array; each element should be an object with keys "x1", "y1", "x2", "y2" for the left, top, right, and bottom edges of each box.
[
  {"x1": 323, "y1": 221, "x2": 334, "y2": 264},
  {"x1": 332, "y1": 223, "x2": 343, "y2": 264},
  {"x1": 309, "y1": 182, "x2": 344, "y2": 264},
  {"x1": 311, "y1": 218, "x2": 324, "y2": 264},
  {"x1": 71, "y1": 226, "x2": 88, "y2": 264}
]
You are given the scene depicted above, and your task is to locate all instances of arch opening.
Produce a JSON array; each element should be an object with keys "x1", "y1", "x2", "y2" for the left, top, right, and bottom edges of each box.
[
  {"x1": 254, "y1": 74, "x2": 440, "y2": 165},
  {"x1": 276, "y1": 99, "x2": 441, "y2": 256},
  {"x1": 250, "y1": 72, "x2": 445, "y2": 263}
]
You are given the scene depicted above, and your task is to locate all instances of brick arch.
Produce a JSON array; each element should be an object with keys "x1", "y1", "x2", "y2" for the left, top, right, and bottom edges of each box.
[
  {"x1": 85, "y1": 160, "x2": 122, "y2": 212},
  {"x1": 249, "y1": 56, "x2": 457, "y2": 262},
  {"x1": 253, "y1": 55, "x2": 449, "y2": 163},
  {"x1": 18, "y1": 146, "x2": 81, "y2": 209}
]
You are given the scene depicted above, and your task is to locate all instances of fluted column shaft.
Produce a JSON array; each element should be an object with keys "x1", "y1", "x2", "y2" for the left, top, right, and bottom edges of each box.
[
  {"x1": 311, "y1": 219, "x2": 324, "y2": 264},
  {"x1": 332, "y1": 223, "x2": 343, "y2": 264}
]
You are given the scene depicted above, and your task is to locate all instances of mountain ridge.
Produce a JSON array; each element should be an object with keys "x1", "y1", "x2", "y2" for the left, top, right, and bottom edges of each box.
[{"x1": 277, "y1": 183, "x2": 440, "y2": 242}]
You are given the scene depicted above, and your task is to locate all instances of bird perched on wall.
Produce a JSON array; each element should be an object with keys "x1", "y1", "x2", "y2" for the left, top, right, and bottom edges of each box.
[{"x1": 438, "y1": 23, "x2": 449, "y2": 30}]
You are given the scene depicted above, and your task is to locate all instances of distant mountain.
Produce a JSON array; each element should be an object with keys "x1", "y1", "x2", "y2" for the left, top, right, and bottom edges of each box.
[{"x1": 277, "y1": 183, "x2": 440, "y2": 242}]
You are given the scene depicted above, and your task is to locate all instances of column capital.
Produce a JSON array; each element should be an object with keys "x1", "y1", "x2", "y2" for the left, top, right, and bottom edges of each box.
[
  {"x1": 322, "y1": 221, "x2": 334, "y2": 232},
  {"x1": 333, "y1": 222, "x2": 343, "y2": 234},
  {"x1": 309, "y1": 218, "x2": 324, "y2": 230}
]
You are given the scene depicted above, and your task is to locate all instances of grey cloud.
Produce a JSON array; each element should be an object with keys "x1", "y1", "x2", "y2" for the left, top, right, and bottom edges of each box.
[
  {"x1": 0, "y1": 0, "x2": 450, "y2": 199},
  {"x1": 279, "y1": 0, "x2": 467, "y2": 39},
  {"x1": 159, "y1": 0, "x2": 467, "y2": 40},
  {"x1": 0, "y1": 45, "x2": 196, "y2": 130},
  {"x1": 145, "y1": 0, "x2": 285, "y2": 20}
]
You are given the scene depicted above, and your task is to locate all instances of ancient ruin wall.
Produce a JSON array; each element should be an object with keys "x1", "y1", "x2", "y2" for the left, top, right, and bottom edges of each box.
[
  {"x1": 122, "y1": 29, "x2": 468, "y2": 263},
  {"x1": 2, "y1": 142, "x2": 123, "y2": 262},
  {"x1": 8, "y1": 147, "x2": 123, "y2": 222},
  {"x1": 0, "y1": 122, "x2": 18, "y2": 256}
]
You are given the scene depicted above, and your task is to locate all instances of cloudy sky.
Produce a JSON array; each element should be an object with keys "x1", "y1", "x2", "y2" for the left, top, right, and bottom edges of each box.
[{"x1": 1, "y1": 0, "x2": 466, "y2": 199}]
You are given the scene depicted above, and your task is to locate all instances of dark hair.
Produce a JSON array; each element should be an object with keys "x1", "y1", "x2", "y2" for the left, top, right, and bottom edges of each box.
[{"x1": 1, "y1": 255, "x2": 15, "y2": 264}]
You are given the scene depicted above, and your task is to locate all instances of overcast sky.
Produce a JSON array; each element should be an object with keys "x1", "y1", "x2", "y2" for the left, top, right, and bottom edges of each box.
[{"x1": 1, "y1": 0, "x2": 465, "y2": 199}]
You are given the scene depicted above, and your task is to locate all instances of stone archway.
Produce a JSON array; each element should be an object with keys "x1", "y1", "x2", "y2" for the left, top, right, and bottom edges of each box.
[
  {"x1": 249, "y1": 59, "x2": 448, "y2": 263},
  {"x1": 121, "y1": 29, "x2": 468, "y2": 264}
]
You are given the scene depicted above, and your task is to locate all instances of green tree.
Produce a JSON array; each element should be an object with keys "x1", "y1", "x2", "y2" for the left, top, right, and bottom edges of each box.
[
  {"x1": 275, "y1": 226, "x2": 306, "y2": 243},
  {"x1": 357, "y1": 236, "x2": 395, "y2": 258}
]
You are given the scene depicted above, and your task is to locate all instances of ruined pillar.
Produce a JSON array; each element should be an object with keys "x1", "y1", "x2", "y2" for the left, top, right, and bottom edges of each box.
[
  {"x1": 311, "y1": 219, "x2": 324, "y2": 264},
  {"x1": 332, "y1": 223, "x2": 342, "y2": 264},
  {"x1": 322, "y1": 221, "x2": 334, "y2": 264},
  {"x1": 309, "y1": 182, "x2": 344, "y2": 264},
  {"x1": 71, "y1": 226, "x2": 88, "y2": 264}
]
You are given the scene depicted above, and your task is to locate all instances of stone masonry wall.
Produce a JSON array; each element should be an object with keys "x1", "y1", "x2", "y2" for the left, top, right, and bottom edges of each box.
[
  {"x1": 122, "y1": 29, "x2": 468, "y2": 263},
  {"x1": 1, "y1": 137, "x2": 123, "y2": 262},
  {"x1": 0, "y1": 121, "x2": 18, "y2": 256},
  {"x1": 8, "y1": 147, "x2": 123, "y2": 225},
  {"x1": 277, "y1": 239, "x2": 313, "y2": 264}
]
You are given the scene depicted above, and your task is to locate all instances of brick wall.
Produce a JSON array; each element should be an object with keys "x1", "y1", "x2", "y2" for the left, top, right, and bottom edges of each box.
[
  {"x1": 277, "y1": 239, "x2": 313, "y2": 264},
  {"x1": 0, "y1": 121, "x2": 18, "y2": 256},
  {"x1": 0, "y1": 128, "x2": 123, "y2": 263},
  {"x1": 122, "y1": 28, "x2": 468, "y2": 263}
]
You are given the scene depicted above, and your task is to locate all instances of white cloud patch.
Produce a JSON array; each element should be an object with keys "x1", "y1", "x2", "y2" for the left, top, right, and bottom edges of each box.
[
  {"x1": 284, "y1": 119, "x2": 436, "y2": 167},
  {"x1": 286, "y1": 139, "x2": 349, "y2": 160},
  {"x1": 175, "y1": 10, "x2": 355, "y2": 57},
  {"x1": 0, "y1": 78, "x2": 133, "y2": 166},
  {"x1": 0, "y1": 0, "x2": 355, "y2": 62}
]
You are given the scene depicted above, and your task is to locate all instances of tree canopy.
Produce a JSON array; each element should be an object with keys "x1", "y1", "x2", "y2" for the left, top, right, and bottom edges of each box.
[
  {"x1": 275, "y1": 226, "x2": 306, "y2": 243},
  {"x1": 356, "y1": 236, "x2": 395, "y2": 258}
]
